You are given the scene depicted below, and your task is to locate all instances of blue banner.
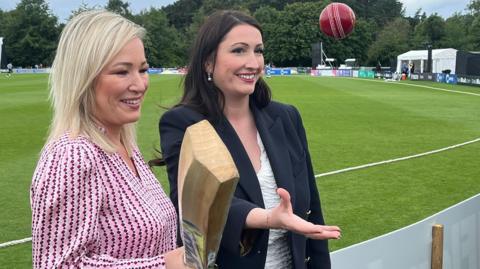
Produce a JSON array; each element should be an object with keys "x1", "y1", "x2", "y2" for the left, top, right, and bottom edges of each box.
[
  {"x1": 148, "y1": 68, "x2": 163, "y2": 74},
  {"x1": 337, "y1": 69, "x2": 353, "y2": 77},
  {"x1": 281, "y1": 69, "x2": 291, "y2": 75},
  {"x1": 446, "y1": 74, "x2": 457, "y2": 84},
  {"x1": 436, "y1": 73, "x2": 446, "y2": 83},
  {"x1": 266, "y1": 68, "x2": 291, "y2": 76},
  {"x1": 457, "y1": 75, "x2": 480, "y2": 87}
]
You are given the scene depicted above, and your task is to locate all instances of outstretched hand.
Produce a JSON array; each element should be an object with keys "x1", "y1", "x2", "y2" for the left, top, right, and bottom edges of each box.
[{"x1": 268, "y1": 188, "x2": 341, "y2": 240}]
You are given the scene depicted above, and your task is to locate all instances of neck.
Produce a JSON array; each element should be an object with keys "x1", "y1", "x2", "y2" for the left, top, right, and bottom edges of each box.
[
  {"x1": 223, "y1": 95, "x2": 250, "y2": 121},
  {"x1": 95, "y1": 119, "x2": 123, "y2": 149},
  {"x1": 105, "y1": 127, "x2": 122, "y2": 148}
]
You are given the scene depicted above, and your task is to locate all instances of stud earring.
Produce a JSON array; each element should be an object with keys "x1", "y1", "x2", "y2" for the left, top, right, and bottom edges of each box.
[{"x1": 207, "y1": 73, "x2": 212, "y2": 81}]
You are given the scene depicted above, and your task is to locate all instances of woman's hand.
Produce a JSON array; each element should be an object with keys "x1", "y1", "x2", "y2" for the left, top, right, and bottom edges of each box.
[
  {"x1": 268, "y1": 188, "x2": 341, "y2": 240},
  {"x1": 165, "y1": 247, "x2": 194, "y2": 269}
]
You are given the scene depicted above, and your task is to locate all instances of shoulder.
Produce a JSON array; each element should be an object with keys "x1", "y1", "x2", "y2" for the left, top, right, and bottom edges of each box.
[
  {"x1": 263, "y1": 100, "x2": 298, "y2": 113},
  {"x1": 41, "y1": 134, "x2": 99, "y2": 165},
  {"x1": 33, "y1": 134, "x2": 101, "y2": 193},
  {"x1": 160, "y1": 105, "x2": 206, "y2": 130},
  {"x1": 263, "y1": 101, "x2": 301, "y2": 123}
]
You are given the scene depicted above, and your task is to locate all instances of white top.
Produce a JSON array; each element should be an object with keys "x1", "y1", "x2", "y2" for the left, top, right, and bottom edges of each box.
[{"x1": 256, "y1": 133, "x2": 293, "y2": 269}]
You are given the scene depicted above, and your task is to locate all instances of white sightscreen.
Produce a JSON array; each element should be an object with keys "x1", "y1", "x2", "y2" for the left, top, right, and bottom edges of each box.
[{"x1": 331, "y1": 194, "x2": 480, "y2": 269}]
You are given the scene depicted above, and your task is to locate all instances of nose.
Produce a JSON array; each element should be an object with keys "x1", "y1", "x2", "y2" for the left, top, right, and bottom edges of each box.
[
  {"x1": 129, "y1": 71, "x2": 148, "y2": 92},
  {"x1": 245, "y1": 51, "x2": 262, "y2": 70}
]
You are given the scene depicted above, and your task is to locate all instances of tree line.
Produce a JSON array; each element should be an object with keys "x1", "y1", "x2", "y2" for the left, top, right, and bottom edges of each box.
[{"x1": 0, "y1": 0, "x2": 479, "y2": 69}]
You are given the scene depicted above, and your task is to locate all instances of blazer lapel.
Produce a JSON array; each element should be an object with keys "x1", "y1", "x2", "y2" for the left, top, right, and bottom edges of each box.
[
  {"x1": 253, "y1": 106, "x2": 296, "y2": 205},
  {"x1": 215, "y1": 118, "x2": 265, "y2": 208}
]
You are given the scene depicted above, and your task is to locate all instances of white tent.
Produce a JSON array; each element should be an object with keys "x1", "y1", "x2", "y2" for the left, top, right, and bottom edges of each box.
[{"x1": 396, "y1": 48, "x2": 457, "y2": 74}]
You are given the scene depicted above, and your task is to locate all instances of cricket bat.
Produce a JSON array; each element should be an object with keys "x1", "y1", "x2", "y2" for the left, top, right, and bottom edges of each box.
[{"x1": 177, "y1": 120, "x2": 239, "y2": 269}]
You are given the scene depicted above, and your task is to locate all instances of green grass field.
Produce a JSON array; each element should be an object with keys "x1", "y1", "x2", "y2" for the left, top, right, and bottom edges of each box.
[{"x1": 1, "y1": 74, "x2": 479, "y2": 267}]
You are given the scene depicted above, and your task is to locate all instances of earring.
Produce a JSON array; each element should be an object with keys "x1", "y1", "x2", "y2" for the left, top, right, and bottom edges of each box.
[{"x1": 207, "y1": 73, "x2": 212, "y2": 81}]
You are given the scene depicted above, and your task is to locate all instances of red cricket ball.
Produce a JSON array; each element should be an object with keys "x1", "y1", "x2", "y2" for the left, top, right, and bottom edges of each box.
[{"x1": 319, "y1": 3, "x2": 356, "y2": 39}]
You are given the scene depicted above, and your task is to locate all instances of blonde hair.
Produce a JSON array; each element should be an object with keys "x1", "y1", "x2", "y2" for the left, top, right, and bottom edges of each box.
[{"x1": 48, "y1": 10, "x2": 146, "y2": 154}]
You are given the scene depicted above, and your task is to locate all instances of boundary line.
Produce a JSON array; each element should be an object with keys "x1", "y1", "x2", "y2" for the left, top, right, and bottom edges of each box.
[
  {"x1": 351, "y1": 77, "x2": 480, "y2": 97},
  {"x1": 315, "y1": 137, "x2": 480, "y2": 178},
  {"x1": 0, "y1": 237, "x2": 31, "y2": 249}
]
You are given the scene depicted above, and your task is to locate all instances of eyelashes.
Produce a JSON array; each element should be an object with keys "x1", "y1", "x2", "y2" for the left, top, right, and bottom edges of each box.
[
  {"x1": 112, "y1": 67, "x2": 149, "y2": 76},
  {"x1": 230, "y1": 47, "x2": 264, "y2": 54},
  {"x1": 255, "y1": 48, "x2": 264, "y2": 54}
]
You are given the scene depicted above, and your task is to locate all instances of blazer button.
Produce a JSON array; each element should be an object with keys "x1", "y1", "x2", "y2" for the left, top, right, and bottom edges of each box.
[
  {"x1": 306, "y1": 210, "x2": 311, "y2": 215},
  {"x1": 257, "y1": 250, "x2": 262, "y2": 254},
  {"x1": 305, "y1": 256, "x2": 311, "y2": 263}
]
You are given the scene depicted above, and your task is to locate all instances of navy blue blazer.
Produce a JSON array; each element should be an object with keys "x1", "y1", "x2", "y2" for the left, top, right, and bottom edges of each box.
[{"x1": 159, "y1": 101, "x2": 331, "y2": 269}]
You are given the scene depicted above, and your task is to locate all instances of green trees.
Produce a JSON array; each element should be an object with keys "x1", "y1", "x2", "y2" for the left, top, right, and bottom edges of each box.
[
  {"x1": 1, "y1": 0, "x2": 59, "y2": 67},
  {"x1": 367, "y1": 18, "x2": 410, "y2": 66},
  {"x1": 412, "y1": 14, "x2": 446, "y2": 49},
  {"x1": 467, "y1": 0, "x2": 480, "y2": 50},
  {"x1": 105, "y1": 0, "x2": 134, "y2": 19},
  {"x1": 255, "y1": 2, "x2": 372, "y2": 66},
  {"x1": 256, "y1": 2, "x2": 325, "y2": 66},
  {"x1": 137, "y1": 8, "x2": 186, "y2": 67},
  {"x1": 0, "y1": 0, "x2": 478, "y2": 68}
]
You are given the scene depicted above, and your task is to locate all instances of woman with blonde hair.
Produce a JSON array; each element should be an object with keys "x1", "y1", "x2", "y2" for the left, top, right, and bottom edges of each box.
[{"x1": 31, "y1": 10, "x2": 187, "y2": 268}]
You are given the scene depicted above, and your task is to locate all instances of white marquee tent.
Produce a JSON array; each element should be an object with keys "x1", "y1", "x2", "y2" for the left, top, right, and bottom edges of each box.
[{"x1": 396, "y1": 48, "x2": 457, "y2": 74}]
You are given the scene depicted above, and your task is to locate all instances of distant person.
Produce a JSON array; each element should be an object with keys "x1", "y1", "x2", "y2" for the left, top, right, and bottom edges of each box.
[
  {"x1": 375, "y1": 61, "x2": 382, "y2": 79},
  {"x1": 158, "y1": 10, "x2": 341, "y2": 269},
  {"x1": 401, "y1": 63, "x2": 409, "y2": 80},
  {"x1": 410, "y1": 63, "x2": 415, "y2": 76},
  {"x1": 265, "y1": 62, "x2": 272, "y2": 78},
  {"x1": 401, "y1": 63, "x2": 408, "y2": 75},
  {"x1": 6, "y1": 62, "x2": 13, "y2": 77},
  {"x1": 30, "y1": 10, "x2": 190, "y2": 268}
]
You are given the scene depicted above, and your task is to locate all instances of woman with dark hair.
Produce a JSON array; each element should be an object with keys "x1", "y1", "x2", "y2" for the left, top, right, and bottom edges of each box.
[{"x1": 159, "y1": 10, "x2": 340, "y2": 269}]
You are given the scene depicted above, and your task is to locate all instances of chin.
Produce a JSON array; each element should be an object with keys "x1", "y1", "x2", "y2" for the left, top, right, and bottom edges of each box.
[
  {"x1": 122, "y1": 115, "x2": 141, "y2": 125},
  {"x1": 245, "y1": 87, "x2": 256, "y2": 95}
]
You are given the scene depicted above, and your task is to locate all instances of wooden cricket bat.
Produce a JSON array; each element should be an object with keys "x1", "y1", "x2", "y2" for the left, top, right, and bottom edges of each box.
[{"x1": 178, "y1": 120, "x2": 239, "y2": 269}]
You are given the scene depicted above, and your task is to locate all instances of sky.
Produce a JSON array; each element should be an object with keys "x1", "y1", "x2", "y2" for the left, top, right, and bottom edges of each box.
[
  {"x1": 0, "y1": 0, "x2": 177, "y2": 22},
  {"x1": 0, "y1": 0, "x2": 474, "y2": 22}
]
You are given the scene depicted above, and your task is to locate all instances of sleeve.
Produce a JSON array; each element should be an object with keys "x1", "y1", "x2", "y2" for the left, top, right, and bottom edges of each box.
[
  {"x1": 30, "y1": 141, "x2": 167, "y2": 269},
  {"x1": 159, "y1": 110, "x2": 186, "y2": 246},
  {"x1": 159, "y1": 110, "x2": 188, "y2": 213},
  {"x1": 290, "y1": 105, "x2": 331, "y2": 269}
]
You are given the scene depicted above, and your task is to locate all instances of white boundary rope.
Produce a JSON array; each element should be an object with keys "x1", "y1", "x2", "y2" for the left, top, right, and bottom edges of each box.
[
  {"x1": 315, "y1": 78, "x2": 480, "y2": 178},
  {"x1": 353, "y1": 77, "x2": 480, "y2": 97},
  {"x1": 316, "y1": 137, "x2": 480, "y2": 178},
  {"x1": 0, "y1": 237, "x2": 31, "y2": 249}
]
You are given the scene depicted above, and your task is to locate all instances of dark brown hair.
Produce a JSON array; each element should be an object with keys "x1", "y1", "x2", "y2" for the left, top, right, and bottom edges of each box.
[
  {"x1": 150, "y1": 10, "x2": 271, "y2": 167},
  {"x1": 179, "y1": 10, "x2": 271, "y2": 122}
]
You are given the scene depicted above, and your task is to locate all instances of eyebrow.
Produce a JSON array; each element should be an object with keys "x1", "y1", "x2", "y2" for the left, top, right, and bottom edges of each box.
[
  {"x1": 231, "y1": 42, "x2": 263, "y2": 47},
  {"x1": 111, "y1": 61, "x2": 148, "y2": 67}
]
